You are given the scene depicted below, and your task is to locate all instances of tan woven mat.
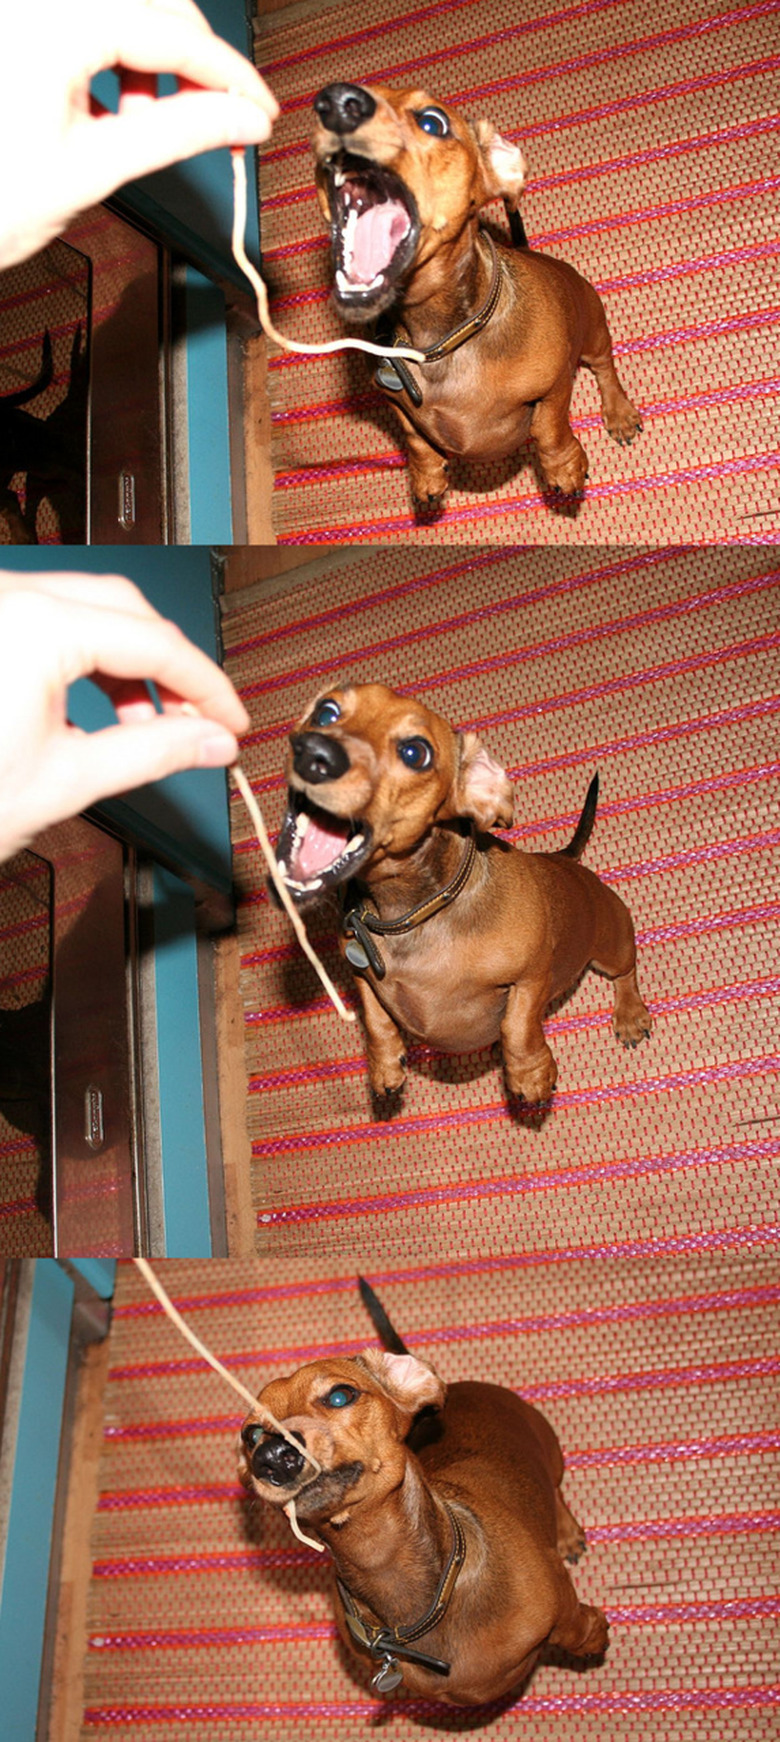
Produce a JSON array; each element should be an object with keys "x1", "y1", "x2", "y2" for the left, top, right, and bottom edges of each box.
[
  {"x1": 80, "y1": 544, "x2": 779, "y2": 1737},
  {"x1": 255, "y1": 0, "x2": 780, "y2": 544}
]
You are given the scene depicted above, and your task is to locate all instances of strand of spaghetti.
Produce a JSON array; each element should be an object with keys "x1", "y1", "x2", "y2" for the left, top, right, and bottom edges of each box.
[
  {"x1": 132, "y1": 1259, "x2": 322, "y2": 1479},
  {"x1": 232, "y1": 763, "x2": 356, "y2": 1024},
  {"x1": 231, "y1": 147, "x2": 425, "y2": 364},
  {"x1": 284, "y1": 1499, "x2": 326, "y2": 1553}
]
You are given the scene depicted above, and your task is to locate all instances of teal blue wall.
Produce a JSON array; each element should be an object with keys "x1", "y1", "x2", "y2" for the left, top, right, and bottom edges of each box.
[
  {"x1": 153, "y1": 867, "x2": 213, "y2": 1255},
  {"x1": 0, "y1": 1264, "x2": 116, "y2": 1737},
  {"x1": 0, "y1": 1264, "x2": 75, "y2": 1740},
  {"x1": 184, "y1": 268, "x2": 235, "y2": 545}
]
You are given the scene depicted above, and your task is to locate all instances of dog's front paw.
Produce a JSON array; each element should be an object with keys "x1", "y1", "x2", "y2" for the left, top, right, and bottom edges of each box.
[
  {"x1": 541, "y1": 444, "x2": 588, "y2": 497},
  {"x1": 368, "y1": 1051, "x2": 407, "y2": 1098},
  {"x1": 505, "y1": 1047, "x2": 558, "y2": 1105},
  {"x1": 410, "y1": 457, "x2": 449, "y2": 518},
  {"x1": 583, "y1": 1607, "x2": 610, "y2": 1658},
  {"x1": 604, "y1": 397, "x2": 642, "y2": 446},
  {"x1": 556, "y1": 1497, "x2": 587, "y2": 1564},
  {"x1": 413, "y1": 489, "x2": 448, "y2": 519},
  {"x1": 613, "y1": 1002, "x2": 652, "y2": 1049}
]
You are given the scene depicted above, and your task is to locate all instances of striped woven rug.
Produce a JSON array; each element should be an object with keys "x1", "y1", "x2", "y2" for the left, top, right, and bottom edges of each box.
[
  {"x1": 80, "y1": 545, "x2": 780, "y2": 1737},
  {"x1": 254, "y1": 0, "x2": 780, "y2": 544}
]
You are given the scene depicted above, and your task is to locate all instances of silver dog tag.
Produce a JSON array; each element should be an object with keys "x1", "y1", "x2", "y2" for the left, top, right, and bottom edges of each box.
[
  {"x1": 372, "y1": 1656, "x2": 404, "y2": 1695},
  {"x1": 345, "y1": 937, "x2": 370, "y2": 970},
  {"x1": 375, "y1": 360, "x2": 406, "y2": 394}
]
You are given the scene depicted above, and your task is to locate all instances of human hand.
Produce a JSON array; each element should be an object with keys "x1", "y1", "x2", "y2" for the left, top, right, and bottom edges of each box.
[
  {"x1": 0, "y1": 0, "x2": 280, "y2": 268},
  {"x1": 0, "y1": 572, "x2": 249, "y2": 862}
]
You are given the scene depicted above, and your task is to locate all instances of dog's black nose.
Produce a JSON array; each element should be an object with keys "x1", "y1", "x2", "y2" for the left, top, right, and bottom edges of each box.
[
  {"x1": 250, "y1": 1431, "x2": 306, "y2": 1486},
  {"x1": 313, "y1": 83, "x2": 376, "y2": 135},
  {"x1": 292, "y1": 731, "x2": 350, "y2": 785}
]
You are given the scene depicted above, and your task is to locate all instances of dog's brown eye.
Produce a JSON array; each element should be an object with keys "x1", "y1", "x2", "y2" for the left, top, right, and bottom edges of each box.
[
  {"x1": 242, "y1": 1422, "x2": 265, "y2": 1450},
  {"x1": 311, "y1": 698, "x2": 341, "y2": 727},
  {"x1": 398, "y1": 737, "x2": 433, "y2": 771},
  {"x1": 415, "y1": 107, "x2": 450, "y2": 138}
]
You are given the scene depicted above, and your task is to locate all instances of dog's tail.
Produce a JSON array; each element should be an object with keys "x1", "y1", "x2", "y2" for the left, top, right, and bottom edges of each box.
[
  {"x1": 505, "y1": 204, "x2": 528, "y2": 248},
  {"x1": 560, "y1": 772, "x2": 599, "y2": 860},
  {"x1": 358, "y1": 1276, "x2": 409, "y2": 1354}
]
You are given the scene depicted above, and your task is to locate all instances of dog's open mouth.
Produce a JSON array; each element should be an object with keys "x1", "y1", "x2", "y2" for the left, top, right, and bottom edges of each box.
[
  {"x1": 276, "y1": 791, "x2": 373, "y2": 903},
  {"x1": 323, "y1": 151, "x2": 419, "y2": 314}
]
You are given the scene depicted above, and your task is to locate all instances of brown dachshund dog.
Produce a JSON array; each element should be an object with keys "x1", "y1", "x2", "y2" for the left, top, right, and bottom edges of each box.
[
  {"x1": 239, "y1": 1278, "x2": 608, "y2": 1707},
  {"x1": 275, "y1": 682, "x2": 651, "y2": 1107},
  {"x1": 311, "y1": 83, "x2": 642, "y2": 513}
]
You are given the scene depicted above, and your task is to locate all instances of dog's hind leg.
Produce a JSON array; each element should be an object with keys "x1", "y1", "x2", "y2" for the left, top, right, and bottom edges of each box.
[
  {"x1": 580, "y1": 289, "x2": 642, "y2": 448},
  {"x1": 589, "y1": 889, "x2": 652, "y2": 1049},
  {"x1": 608, "y1": 965, "x2": 652, "y2": 1049}
]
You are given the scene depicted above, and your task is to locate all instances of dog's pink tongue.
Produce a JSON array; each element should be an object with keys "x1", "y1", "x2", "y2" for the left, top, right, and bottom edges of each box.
[
  {"x1": 295, "y1": 815, "x2": 349, "y2": 879},
  {"x1": 352, "y1": 201, "x2": 409, "y2": 282}
]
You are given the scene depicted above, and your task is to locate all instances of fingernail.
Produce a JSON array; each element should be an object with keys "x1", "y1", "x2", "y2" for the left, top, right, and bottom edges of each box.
[{"x1": 199, "y1": 730, "x2": 238, "y2": 766}]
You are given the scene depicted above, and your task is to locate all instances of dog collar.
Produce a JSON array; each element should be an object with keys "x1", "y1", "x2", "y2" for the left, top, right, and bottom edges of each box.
[
  {"x1": 336, "y1": 1502, "x2": 467, "y2": 1695},
  {"x1": 375, "y1": 231, "x2": 502, "y2": 405},
  {"x1": 342, "y1": 828, "x2": 476, "y2": 979}
]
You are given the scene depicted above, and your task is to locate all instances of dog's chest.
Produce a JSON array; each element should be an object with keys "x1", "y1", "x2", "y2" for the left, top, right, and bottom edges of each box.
[
  {"x1": 369, "y1": 927, "x2": 510, "y2": 1052},
  {"x1": 382, "y1": 351, "x2": 536, "y2": 462}
]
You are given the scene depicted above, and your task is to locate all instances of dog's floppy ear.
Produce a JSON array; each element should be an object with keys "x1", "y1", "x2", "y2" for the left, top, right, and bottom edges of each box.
[
  {"x1": 359, "y1": 1348, "x2": 446, "y2": 1415},
  {"x1": 471, "y1": 119, "x2": 527, "y2": 213},
  {"x1": 443, "y1": 731, "x2": 515, "y2": 830}
]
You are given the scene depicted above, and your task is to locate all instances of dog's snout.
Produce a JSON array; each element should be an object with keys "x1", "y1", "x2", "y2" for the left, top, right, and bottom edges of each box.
[
  {"x1": 313, "y1": 82, "x2": 376, "y2": 135},
  {"x1": 292, "y1": 731, "x2": 350, "y2": 785},
  {"x1": 251, "y1": 1430, "x2": 306, "y2": 1487}
]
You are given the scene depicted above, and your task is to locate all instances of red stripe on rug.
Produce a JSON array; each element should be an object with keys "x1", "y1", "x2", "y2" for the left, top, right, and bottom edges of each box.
[
  {"x1": 236, "y1": 563, "x2": 779, "y2": 701},
  {"x1": 275, "y1": 453, "x2": 780, "y2": 539},
  {"x1": 254, "y1": 1133, "x2": 780, "y2": 1224},
  {"x1": 80, "y1": 1683, "x2": 780, "y2": 1723},
  {"x1": 107, "y1": 1286, "x2": 780, "y2": 1382},
  {"x1": 112, "y1": 1224, "x2": 780, "y2": 1321}
]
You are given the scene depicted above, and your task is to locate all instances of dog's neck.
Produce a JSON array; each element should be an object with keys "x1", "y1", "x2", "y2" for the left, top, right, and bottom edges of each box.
[
  {"x1": 358, "y1": 822, "x2": 474, "y2": 921},
  {"x1": 318, "y1": 1460, "x2": 455, "y2": 1631},
  {"x1": 394, "y1": 222, "x2": 497, "y2": 351}
]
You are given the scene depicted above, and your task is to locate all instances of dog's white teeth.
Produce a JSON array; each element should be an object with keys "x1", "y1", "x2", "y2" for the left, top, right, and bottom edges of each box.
[
  {"x1": 336, "y1": 268, "x2": 383, "y2": 295},
  {"x1": 341, "y1": 206, "x2": 358, "y2": 269},
  {"x1": 337, "y1": 268, "x2": 363, "y2": 295}
]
